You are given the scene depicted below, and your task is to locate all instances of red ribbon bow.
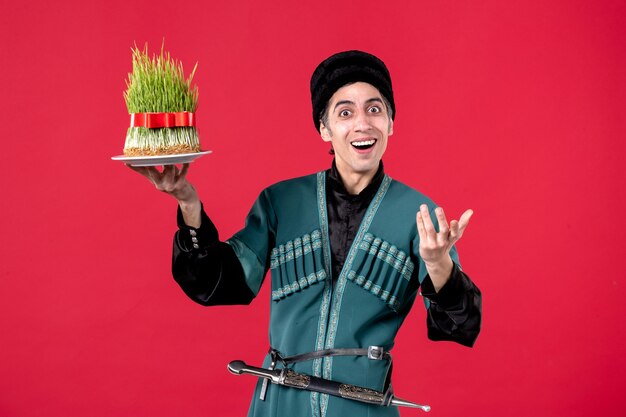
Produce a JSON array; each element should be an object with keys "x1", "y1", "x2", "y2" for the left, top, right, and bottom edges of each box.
[{"x1": 129, "y1": 112, "x2": 196, "y2": 128}]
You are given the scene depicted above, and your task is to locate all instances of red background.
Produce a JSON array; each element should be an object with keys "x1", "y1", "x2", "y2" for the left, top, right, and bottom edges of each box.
[{"x1": 1, "y1": 1, "x2": 624, "y2": 416}]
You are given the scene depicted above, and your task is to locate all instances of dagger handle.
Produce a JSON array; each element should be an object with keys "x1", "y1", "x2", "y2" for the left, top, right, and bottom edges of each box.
[{"x1": 228, "y1": 360, "x2": 282, "y2": 383}]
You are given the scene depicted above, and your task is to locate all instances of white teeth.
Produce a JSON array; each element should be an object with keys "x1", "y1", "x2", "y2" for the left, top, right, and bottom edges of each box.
[{"x1": 351, "y1": 139, "x2": 376, "y2": 146}]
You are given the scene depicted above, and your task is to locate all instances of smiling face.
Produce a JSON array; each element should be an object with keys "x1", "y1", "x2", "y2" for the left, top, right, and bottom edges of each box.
[{"x1": 320, "y1": 82, "x2": 393, "y2": 183}]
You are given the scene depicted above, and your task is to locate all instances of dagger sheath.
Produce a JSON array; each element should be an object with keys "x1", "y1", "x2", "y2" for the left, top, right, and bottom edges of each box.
[
  {"x1": 228, "y1": 360, "x2": 430, "y2": 412},
  {"x1": 284, "y1": 368, "x2": 382, "y2": 404}
]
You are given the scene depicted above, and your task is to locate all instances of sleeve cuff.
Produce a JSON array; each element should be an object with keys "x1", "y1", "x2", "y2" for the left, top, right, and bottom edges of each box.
[
  {"x1": 175, "y1": 203, "x2": 219, "y2": 252},
  {"x1": 420, "y1": 262, "x2": 468, "y2": 309}
]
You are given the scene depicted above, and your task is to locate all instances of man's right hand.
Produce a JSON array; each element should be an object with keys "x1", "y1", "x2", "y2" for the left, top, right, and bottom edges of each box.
[{"x1": 126, "y1": 163, "x2": 202, "y2": 228}]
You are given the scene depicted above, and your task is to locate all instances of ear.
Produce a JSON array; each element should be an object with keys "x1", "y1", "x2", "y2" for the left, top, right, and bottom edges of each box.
[
  {"x1": 320, "y1": 121, "x2": 332, "y2": 142},
  {"x1": 388, "y1": 119, "x2": 394, "y2": 136}
]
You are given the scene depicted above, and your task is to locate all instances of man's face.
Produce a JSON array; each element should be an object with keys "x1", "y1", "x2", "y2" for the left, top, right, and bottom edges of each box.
[{"x1": 320, "y1": 82, "x2": 393, "y2": 179}]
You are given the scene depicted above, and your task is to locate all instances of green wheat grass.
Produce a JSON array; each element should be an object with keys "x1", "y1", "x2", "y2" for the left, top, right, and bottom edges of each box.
[{"x1": 123, "y1": 43, "x2": 200, "y2": 155}]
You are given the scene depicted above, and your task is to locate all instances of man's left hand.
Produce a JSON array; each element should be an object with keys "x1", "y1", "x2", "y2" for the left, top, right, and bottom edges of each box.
[{"x1": 416, "y1": 204, "x2": 473, "y2": 292}]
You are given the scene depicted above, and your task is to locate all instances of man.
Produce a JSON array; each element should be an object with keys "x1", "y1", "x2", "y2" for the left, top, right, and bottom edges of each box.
[{"x1": 129, "y1": 50, "x2": 481, "y2": 417}]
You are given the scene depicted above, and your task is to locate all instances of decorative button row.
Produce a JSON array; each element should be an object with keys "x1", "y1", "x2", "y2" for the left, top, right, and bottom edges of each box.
[{"x1": 190, "y1": 229, "x2": 199, "y2": 249}]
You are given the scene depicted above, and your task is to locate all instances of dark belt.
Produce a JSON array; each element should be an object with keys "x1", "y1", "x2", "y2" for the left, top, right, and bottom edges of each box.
[{"x1": 260, "y1": 346, "x2": 393, "y2": 401}]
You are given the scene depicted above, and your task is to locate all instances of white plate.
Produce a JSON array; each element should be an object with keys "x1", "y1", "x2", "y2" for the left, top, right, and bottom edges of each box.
[{"x1": 111, "y1": 151, "x2": 212, "y2": 166}]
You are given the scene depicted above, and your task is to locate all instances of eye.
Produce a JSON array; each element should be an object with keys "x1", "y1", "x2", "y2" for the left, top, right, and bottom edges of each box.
[
  {"x1": 368, "y1": 106, "x2": 381, "y2": 113},
  {"x1": 339, "y1": 109, "x2": 351, "y2": 117}
]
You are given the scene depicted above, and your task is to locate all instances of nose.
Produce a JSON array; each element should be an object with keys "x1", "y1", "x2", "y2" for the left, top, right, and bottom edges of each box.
[{"x1": 353, "y1": 110, "x2": 372, "y2": 132}]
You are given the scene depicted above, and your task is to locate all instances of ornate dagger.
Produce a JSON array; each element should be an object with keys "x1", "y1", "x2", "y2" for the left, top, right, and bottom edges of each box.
[{"x1": 228, "y1": 360, "x2": 431, "y2": 412}]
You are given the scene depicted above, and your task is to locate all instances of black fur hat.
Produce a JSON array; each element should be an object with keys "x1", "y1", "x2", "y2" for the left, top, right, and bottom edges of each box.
[{"x1": 310, "y1": 50, "x2": 395, "y2": 132}]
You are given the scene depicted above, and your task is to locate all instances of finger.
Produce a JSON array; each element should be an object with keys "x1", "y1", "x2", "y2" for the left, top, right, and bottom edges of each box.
[
  {"x1": 416, "y1": 212, "x2": 426, "y2": 240},
  {"x1": 162, "y1": 165, "x2": 176, "y2": 183},
  {"x1": 126, "y1": 164, "x2": 145, "y2": 174},
  {"x1": 434, "y1": 207, "x2": 450, "y2": 236},
  {"x1": 125, "y1": 164, "x2": 168, "y2": 189},
  {"x1": 126, "y1": 164, "x2": 153, "y2": 175},
  {"x1": 132, "y1": 167, "x2": 160, "y2": 190},
  {"x1": 144, "y1": 166, "x2": 163, "y2": 183},
  {"x1": 177, "y1": 163, "x2": 190, "y2": 181},
  {"x1": 449, "y1": 220, "x2": 460, "y2": 242},
  {"x1": 419, "y1": 204, "x2": 436, "y2": 239},
  {"x1": 457, "y1": 209, "x2": 474, "y2": 235}
]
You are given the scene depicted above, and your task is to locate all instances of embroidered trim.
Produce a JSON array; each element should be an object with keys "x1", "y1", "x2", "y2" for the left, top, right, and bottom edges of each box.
[
  {"x1": 359, "y1": 233, "x2": 415, "y2": 280},
  {"x1": 270, "y1": 230, "x2": 323, "y2": 269},
  {"x1": 317, "y1": 172, "x2": 332, "y2": 288},
  {"x1": 269, "y1": 228, "x2": 326, "y2": 301},
  {"x1": 320, "y1": 174, "x2": 392, "y2": 417},
  {"x1": 347, "y1": 270, "x2": 401, "y2": 311},
  {"x1": 271, "y1": 270, "x2": 327, "y2": 300},
  {"x1": 312, "y1": 171, "x2": 333, "y2": 417}
]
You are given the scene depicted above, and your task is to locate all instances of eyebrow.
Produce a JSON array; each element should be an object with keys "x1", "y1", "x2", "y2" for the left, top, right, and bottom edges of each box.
[{"x1": 333, "y1": 97, "x2": 384, "y2": 112}]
